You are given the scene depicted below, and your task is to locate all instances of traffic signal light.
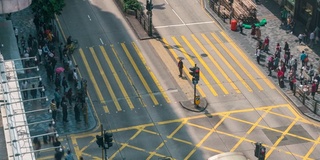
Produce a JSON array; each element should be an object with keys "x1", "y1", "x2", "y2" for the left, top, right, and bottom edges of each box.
[
  {"x1": 194, "y1": 67, "x2": 200, "y2": 81},
  {"x1": 104, "y1": 132, "x2": 113, "y2": 149},
  {"x1": 146, "y1": 0, "x2": 153, "y2": 11},
  {"x1": 254, "y1": 142, "x2": 266, "y2": 160},
  {"x1": 96, "y1": 135, "x2": 104, "y2": 148}
]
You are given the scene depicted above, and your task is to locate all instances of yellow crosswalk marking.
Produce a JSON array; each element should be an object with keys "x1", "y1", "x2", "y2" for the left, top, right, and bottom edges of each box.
[
  {"x1": 182, "y1": 35, "x2": 229, "y2": 95},
  {"x1": 89, "y1": 47, "x2": 122, "y2": 112},
  {"x1": 172, "y1": 36, "x2": 218, "y2": 96},
  {"x1": 161, "y1": 38, "x2": 206, "y2": 98},
  {"x1": 131, "y1": 42, "x2": 171, "y2": 103},
  {"x1": 220, "y1": 31, "x2": 275, "y2": 89},
  {"x1": 191, "y1": 34, "x2": 240, "y2": 93},
  {"x1": 100, "y1": 46, "x2": 135, "y2": 110},
  {"x1": 121, "y1": 43, "x2": 159, "y2": 106},
  {"x1": 211, "y1": 33, "x2": 264, "y2": 91},
  {"x1": 201, "y1": 34, "x2": 253, "y2": 92},
  {"x1": 111, "y1": 45, "x2": 146, "y2": 107},
  {"x1": 79, "y1": 49, "x2": 109, "y2": 113}
]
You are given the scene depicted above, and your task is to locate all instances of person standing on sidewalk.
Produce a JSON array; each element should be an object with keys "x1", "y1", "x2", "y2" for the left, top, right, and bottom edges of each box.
[
  {"x1": 66, "y1": 88, "x2": 73, "y2": 106},
  {"x1": 309, "y1": 31, "x2": 315, "y2": 48},
  {"x1": 255, "y1": 48, "x2": 261, "y2": 65},
  {"x1": 54, "y1": 88, "x2": 62, "y2": 109},
  {"x1": 312, "y1": 80, "x2": 317, "y2": 99},
  {"x1": 178, "y1": 59, "x2": 183, "y2": 77},
  {"x1": 50, "y1": 99, "x2": 57, "y2": 121},
  {"x1": 14, "y1": 27, "x2": 18, "y2": 43},
  {"x1": 61, "y1": 97, "x2": 68, "y2": 122},
  {"x1": 74, "y1": 100, "x2": 81, "y2": 122},
  {"x1": 38, "y1": 81, "x2": 45, "y2": 97},
  {"x1": 30, "y1": 84, "x2": 37, "y2": 99},
  {"x1": 62, "y1": 76, "x2": 68, "y2": 93},
  {"x1": 21, "y1": 80, "x2": 28, "y2": 99}
]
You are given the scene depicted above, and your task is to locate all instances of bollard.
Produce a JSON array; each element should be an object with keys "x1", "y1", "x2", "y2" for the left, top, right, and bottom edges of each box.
[{"x1": 314, "y1": 100, "x2": 318, "y2": 114}]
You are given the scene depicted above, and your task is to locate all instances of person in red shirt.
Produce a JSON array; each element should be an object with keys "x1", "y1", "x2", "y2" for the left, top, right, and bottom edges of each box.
[
  {"x1": 277, "y1": 69, "x2": 284, "y2": 88},
  {"x1": 263, "y1": 36, "x2": 269, "y2": 52}
]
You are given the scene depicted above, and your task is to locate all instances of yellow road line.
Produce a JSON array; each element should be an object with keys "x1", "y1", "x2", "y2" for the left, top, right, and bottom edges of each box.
[
  {"x1": 202, "y1": 146, "x2": 224, "y2": 154},
  {"x1": 79, "y1": 49, "x2": 109, "y2": 113},
  {"x1": 100, "y1": 46, "x2": 134, "y2": 110},
  {"x1": 201, "y1": 34, "x2": 253, "y2": 92},
  {"x1": 162, "y1": 38, "x2": 206, "y2": 98},
  {"x1": 143, "y1": 129, "x2": 159, "y2": 135},
  {"x1": 81, "y1": 152, "x2": 101, "y2": 159},
  {"x1": 230, "y1": 108, "x2": 272, "y2": 152},
  {"x1": 168, "y1": 119, "x2": 188, "y2": 138},
  {"x1": 89, "y1": 47, "x2": 122, "y2": 112},
  {"x1": 132, "y1": 42, "x2": 171, "y2": 103},
  {"x1": 71, "y1": 136, "x2": 82, "y2": 158},
  {"x1": 172, "y1": 36, "x2": 218, "y2": 96},
  {"x1": 172, "y1": 137, "x2": 194, "y2": 145},
  {"x1": 147, "y1": 141, "x2": 165, "y2": 160},
  {"x1": 121, "y1": 43, "x2": 159, "y2": 105},
  {"x1": 80, "y1": 136, "x2": 97, "y2": 152},
  {"x1": 111, "y1": 45, "x2": 146, "y2": 107},
  {"x1": 220, "y1": 31, "x2": 275, "y2": 89},
  {"x1": 265, "y1": 117, "x2": 299, "y2": 159},
  {"x1": 192, "y1": 34, "x2": 240, "y2": 93},
  {"x1": 211, "y1": 33, "x2": 263, "y2": 91},
  {"x1": 184, "y1": 114, "x2": 229, "y2": 160},
  {"x1": 181, "y1": 35, "x2": 229, "y2": 95},
  {"x1": 303, "y1": 135, "x2": 320, "y2": 160}
]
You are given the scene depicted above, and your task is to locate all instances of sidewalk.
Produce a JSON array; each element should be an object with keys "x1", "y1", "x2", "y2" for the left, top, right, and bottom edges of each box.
[{"x1": 204, "y1": 0, "x2": 320, "y2": 121}]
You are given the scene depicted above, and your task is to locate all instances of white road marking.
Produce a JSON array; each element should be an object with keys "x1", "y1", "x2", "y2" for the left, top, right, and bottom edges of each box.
[
  {"x1": 155, "y1": 21, "x2": 214, "y2": 28},
  {"x1": 172, "y1": 9, "x2": 184, "y2": 24},
  {"x1": 88, "y1": 15, "x2": 92, "y2": 21},
  {"x1": 99, "y1": 38, "x2": 104, "y2": 45},
  {"x1": 164, "y1": 0, "x2": 169, "y2": 4}
]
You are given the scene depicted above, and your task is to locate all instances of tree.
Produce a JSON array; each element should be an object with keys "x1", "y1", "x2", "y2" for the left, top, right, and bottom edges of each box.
[
  {"x1": 31, "y1": 0, "x2": 65, "y2": 22},
  {"x1": 124, "y1": 0, "x2": 141, "y2": 12}
]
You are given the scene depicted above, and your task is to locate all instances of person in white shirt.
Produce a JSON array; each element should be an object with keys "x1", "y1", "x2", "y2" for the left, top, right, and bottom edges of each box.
[{"x1": 309, "y1": 32, "x2": 315, "y2": 47}]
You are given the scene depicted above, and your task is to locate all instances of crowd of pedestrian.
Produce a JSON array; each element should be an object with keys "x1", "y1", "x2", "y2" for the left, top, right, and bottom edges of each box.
[
  {"x1": 14, "y1": 12, "x2": 88, "y2": 160},
  {"x1": 248, "y1": 7, "x2": 320, "y2": 101}
]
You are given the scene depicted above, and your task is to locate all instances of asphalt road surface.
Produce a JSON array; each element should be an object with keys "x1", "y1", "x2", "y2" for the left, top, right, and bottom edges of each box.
[{"x1": 39, "y1": 0, "x2": 320, "y2": 159}]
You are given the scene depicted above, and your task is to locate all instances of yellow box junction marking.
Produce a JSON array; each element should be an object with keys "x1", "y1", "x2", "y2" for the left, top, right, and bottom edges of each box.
[
  {"x1": 171, "y1": 36, "x2": 218, "y2": 96},
  {"x1": 303, "y1": 135, "x2": 320, "y2": 160},
  {"x1": 111, "y1": 44, "x2": 146, "y2": 107},
  {"x1": 220, "y1": 31, "x2": 275, "y2": 89},
  {"x1": 201, "y1": 34, "x2": 253, "y2": 92},
  {"x1": 230, "y1": 107, "x2": 272, "y2": 152},
  {"x1": 100, "y1": 46, "x2": 134, "y2": 110},
  {"x1": 79, "y1": 49, "x2": 109, "y2": 113},
  {"x1": 121, "y1": 43, "x2": 159, "y2": 105},
  {"x1": 211, "y1": 33, "x2": 263, "y2": 91},
  {"x1": 132, "y1": 42, "x2": 171, "y2": 103},
  {"x1": 181, "y1": 35, "x2": 229, "y2": 95},
  {"x1": 191, "y1": 34, "x2": 240, "y2": 93},
  {"x1": 161, "y1": 38, "x2": 206, "y2": 98},
  {"x1": 71, "y1": 104, "x2": 317, "y2": 159},
  {"x1": 265, "y1": 117, "x2": 300, "y2": 159},
  {"x1": 89, "y1": 47, "x2": 122, "y2": 112},
  {"x1": 184, "y1": 114, "x2": 229, "y2": 160}
]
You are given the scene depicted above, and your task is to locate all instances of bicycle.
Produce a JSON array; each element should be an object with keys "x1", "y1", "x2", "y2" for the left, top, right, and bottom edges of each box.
[{"x1": 67, "y1": 40, "x2": 79, "y2": 54}]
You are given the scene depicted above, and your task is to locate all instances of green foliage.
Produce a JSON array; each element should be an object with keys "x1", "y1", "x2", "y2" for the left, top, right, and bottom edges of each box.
[
  {"x1": 31, "y1": 0, "x2": 65, "y2": 21},
  {"x1": 124, "y1": 0, "x2": 141, "y2": 11}
]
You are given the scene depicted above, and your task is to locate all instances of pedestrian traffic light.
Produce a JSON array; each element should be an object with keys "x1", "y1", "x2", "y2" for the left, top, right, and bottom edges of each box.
[
  {"x1": 254, "y1": 142, "x2": 266, "y2": 160},
  {"x1": 189, "y1": 64, "x2": 200, "y2": 84},
  {"x1": 104, "y1": 132, "x2": 113, "y2": 149},
  {"x1": 96, "y1": 135, "x2": 104, "y2": 148}
]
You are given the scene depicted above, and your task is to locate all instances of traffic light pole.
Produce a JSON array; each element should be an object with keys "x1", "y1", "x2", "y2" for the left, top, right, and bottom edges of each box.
[
  {"x1": 194, "y1": 83, "x2": 197, "y2": 107},
  {"x1": 101, "y1": 124, "x2": 104, "y2": 159},
  {"x1": 104, "y1": 130, "x2": 108, "y2": 160}
]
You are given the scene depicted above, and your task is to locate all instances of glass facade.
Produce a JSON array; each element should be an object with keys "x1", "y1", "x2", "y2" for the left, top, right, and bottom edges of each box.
[
  {"x1": 300, "y1": 2, "x2": 313, "y2": 20},
  {"x1": 285, "y1": 0, "x2": 295, "y2": 13}
]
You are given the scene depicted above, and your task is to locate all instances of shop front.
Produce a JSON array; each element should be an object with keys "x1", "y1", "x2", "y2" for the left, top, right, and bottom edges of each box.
[
  {"x1": 284, "y1": 0, "x2": 296, "y2": 16},
  {"x1": 295, "y1": 0, "x2": 318, "y2": 31}
]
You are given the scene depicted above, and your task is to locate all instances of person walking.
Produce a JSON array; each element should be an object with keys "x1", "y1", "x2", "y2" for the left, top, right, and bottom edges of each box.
[
  {"x1": 298, "y1": 33, "x2": 305, "y2": 45},
  {"x1": 46, "y1": 123, "x2": 56, "y2": 143},
  {"x1": 74, "y1": 101, "x2": 81, "y2": 122},
  {"x1": 238, "y1": 19, "x2": 243, "y2": 34},
  {"x1": 309, "y1": 31, "x2": 315, "y2": 47},
  {"x1": 267, "y1": 56, "x2": 274, "y2": 76},
  {"x1": 14, "y1": 27, "x2": 18, "y2": 43},
  {"x1": 55, "y1": 74, "x2": 61, "y2": 89},
  {"x1": 61, "y1": 97, "x2": 68, "y2": 122},
  {"x1": 62, "y1": 76, "x2": 68, "y2": 93},
  {"x1": 38, "y1": 81, "x2": 46, "y2": 97},
  {"x1": 66, "y1": 88, "x2": 73, "y2": 106},
  {"x1": 65, "y1": 150, "x2": 75, "y2": 160},
  {"x1": 50, "y1": 99, "x2": 57, "y2": 121},
  {"x1": 277, "y1": 69, "x2": 285, "y2": 88},
  {"x1": 21, "y1": 80, "x2": 28, "y2": 99},
  {"x1": 54, "y1": 88, "x2": 62, "y2": 109},
  {"x1": 256, "y1": 48, "x2": 261, "y2": 65},
  {"x1": 178, "y1": 59, "x2": 183, "y2": 77},
  {"x1": 33, "y1": 137, "x2": 41, "y2": 157},
  {"x1": 312, "y1": 80, "x2": 317, "y2": 99},
  {"x1": 30, "y1": 84, "x2": 37, "y2": 99}
]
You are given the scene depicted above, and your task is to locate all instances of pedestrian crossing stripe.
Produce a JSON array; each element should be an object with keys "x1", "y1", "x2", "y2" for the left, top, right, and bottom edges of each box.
[
  {"x1": 171, "y1": 36, "x2": 218, "y2": 96},
  {"x1": 89, "y1": 47, "x2": 122, "y2": 112},
  {"x1": 79, "y1": 49, "x2": 110, "y2": 114}
]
